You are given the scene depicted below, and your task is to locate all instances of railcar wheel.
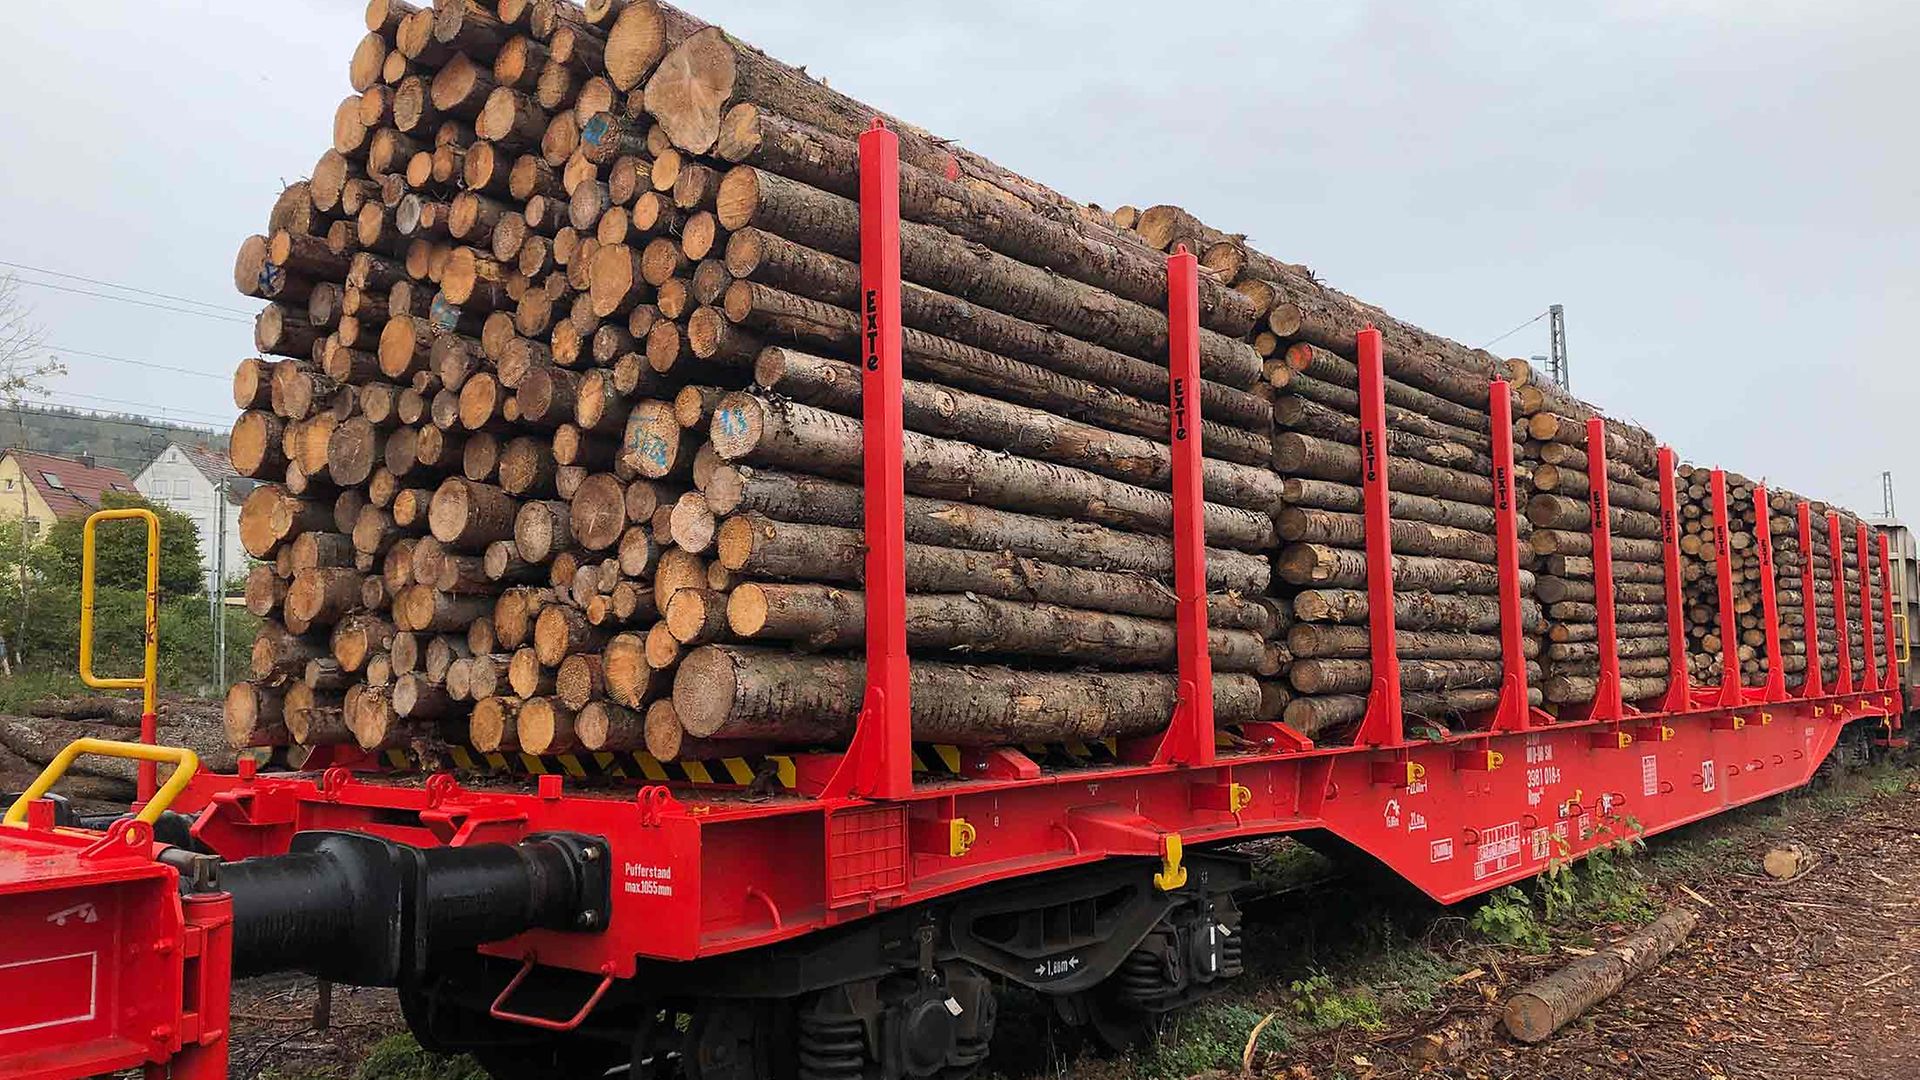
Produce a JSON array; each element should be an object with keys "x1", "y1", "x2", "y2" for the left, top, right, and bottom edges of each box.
[{"x1": 684, "y1": 1000, "x2": 795, "y2": 1080}]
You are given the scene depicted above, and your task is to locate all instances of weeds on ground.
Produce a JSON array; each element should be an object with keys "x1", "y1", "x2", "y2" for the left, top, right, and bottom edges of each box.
[
  {"x1": 1289, "y1": 970, "x2": 1385, "y2": 1032},
  {"x1": 348, "y1": 1035, "x2": 485, "y2": 1080},
  {"x1": 1469, "y1": 885, "x2": 1548, "y2": 949},
  {"x1": 1140, "y1": 1000, "x2": 1288, "y2": 1078}
]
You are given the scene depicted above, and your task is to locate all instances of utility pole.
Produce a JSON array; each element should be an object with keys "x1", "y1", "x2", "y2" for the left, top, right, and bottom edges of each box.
[
  {"x1": 211, "y1": 473, "x2": 224, "y2": 689},
  {"x1": 1548, "y1": 304, "x2": 1569, "y2": 391},
  {"x1": 1884, "y1": 471, "x2": 1896, "y2": 519}
]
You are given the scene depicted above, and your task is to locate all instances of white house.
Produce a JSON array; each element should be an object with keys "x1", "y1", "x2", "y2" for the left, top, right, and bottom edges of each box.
[{"x1": 136, "y1": 444, "x2": 249, "y2": 590}]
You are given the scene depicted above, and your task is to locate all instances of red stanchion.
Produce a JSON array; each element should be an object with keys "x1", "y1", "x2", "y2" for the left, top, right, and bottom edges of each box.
[
  {"x1": 1351, "y1": 325, "x2": 1404, "y2": 749},
  {"x1": 1486, "y1": 379, "x2": 1533, "y2": 733},
  {"x1": 1753, "y1": 487, "x2": 1787, "y2": 703},
  {"x1": 1857, "y1": 522, "x2": 1880, "y2": 693},
  {"x1": 1710, "y1": 470, "x2": 1743, "y2": 707},
  {"x1": 822, "y1": 119, "x2": 912, "y2": 800},
  {"x1": 1656, "y1": 447, "x2": 1692, "y2": 714},
  {"x1": 1796, "y1": 502, "x2": 1825, "y2": 698},
  {"x1": 1151, "y1": 245, "x2": 1215, "y2": 767},
  {"x1": 1829, "y1": 511, "x2": 1855, "y2": 696}
]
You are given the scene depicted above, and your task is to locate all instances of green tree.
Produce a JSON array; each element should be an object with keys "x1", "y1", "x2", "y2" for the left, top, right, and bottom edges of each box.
[{"x1": 37, "y1": 491, "x2": 205, "y2": 599}]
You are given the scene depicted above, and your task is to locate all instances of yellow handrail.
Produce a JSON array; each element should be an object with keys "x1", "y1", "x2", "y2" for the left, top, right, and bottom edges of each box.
[
  {"x1": 79, "y1": 508, "x2": 161, "y2": 799},
  {"x1": 1897, "y1": 611, "x2": 1911, "y2": 666},
  {"x1": 3, "y1": 738, "x2": 198, "y2": 826}
]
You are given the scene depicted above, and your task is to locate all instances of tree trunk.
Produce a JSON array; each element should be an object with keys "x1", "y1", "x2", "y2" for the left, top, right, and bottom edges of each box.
[
  {"x1": 1272, "y1": 432, "x2": 1494, "y2": 505},
  {"x1": 1274, "y1": 396, "x2": 1493, "y2": 471},
  {"x1": 726, "y1": 582, "x2": 1266, "y2": 671},
  {"x1": 1292, "y1": 588, "x2": 1542, "y2": 633},
  {"x1": 1503, "y1": 909, "x2": 1699, "y2": 1043},
  {"x1": 710, "y1": 104, "x2": 1257, "y2": 337},
  {"x1": 1290, "y1": 657, "x2": 1522, "y2": 696},
  {"x1": 718, "y1": 280, "x2": 1273, "y2": 467},
  {"x1": 710, "y1": 393, "x2": 1274, "y2": 551},
  {"x1": 755, "y1": 347, "x2": 1282, "y2": 510},
  {"x1": 429, "y1": 478, "x2": 520, "y2": 549},
  {"x1": 1527, "y1": 494, "x2": 1662, "y2": 540},
  {"x1": 1288, "y1": 624, "x2": 1535, "y2": 662},
  {"x1": 1279, "y1": 343, "x2": 1490, "y2": 433},
  {"x1": 1278, "y1": 478, "x2": 1508, "y2": 535},
  {"x1": 717, "y1": 514, "x2": 1271, "y2": 621},
  {"x1": 1275, "y1": 543, "x2": 1527, "y2": 595},
  {"x1": 704, "y1": 466, "x2": 1270, "y2": 595},
  {"x1": 671, "y1": 645, "x2": 1259, "y2": 744},
  {"x1": 1275, "y1": 507, "x2": 1498, "y2": 564},
  {"x1": 711, "y1": 175, "x2": 1260, "y2": 386}
]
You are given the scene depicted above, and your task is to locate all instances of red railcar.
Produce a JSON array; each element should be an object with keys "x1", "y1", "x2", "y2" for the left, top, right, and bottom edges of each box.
[{"x1": 0, "y1": 124, "x2": 1904, "y2": 1080}]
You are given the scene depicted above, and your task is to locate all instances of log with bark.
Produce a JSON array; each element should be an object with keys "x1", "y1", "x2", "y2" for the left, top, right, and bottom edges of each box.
[{"x1": 1503, "y1": 908, "x2": 1699, "y2": 1043}]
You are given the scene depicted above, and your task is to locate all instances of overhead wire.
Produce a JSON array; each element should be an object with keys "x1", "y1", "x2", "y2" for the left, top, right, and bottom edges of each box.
[
  {"x1": 45, "y1": 344, "x2": 227, "y2": 381},
  {"x1": 1474, "y1": 309, "x2": 1551, "y2": 351},
  {"x1": 0, "y1": 259, "x2": 255, "y2": 317},
  {"x1": 10, "y1": 279, "x2": 254, "y2": 325}
]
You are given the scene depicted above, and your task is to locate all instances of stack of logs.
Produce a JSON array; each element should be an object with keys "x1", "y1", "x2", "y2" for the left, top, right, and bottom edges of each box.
[
  {"x1": 1765, "y1": 489, "x2": 1811, "y2": 685},
  {"x1": 1675, "y1": 469, "x2": 1761, "y2": 685},
  {"x1": 1510, "y1": 369, "x2": 1672, "y2": 710},
  {"x1": 221, "y1": 0, "x2": 1888, "y2": 768},
  {"x1": 1258, "y1": 339, "x2": 1544, "y2": 732},
  {"x1": 1675, "y1": 470, "x2": 1821, "y2": 687},
  {"x1": 227, "y1": 0, "x2": 1329, "y2": 762}
]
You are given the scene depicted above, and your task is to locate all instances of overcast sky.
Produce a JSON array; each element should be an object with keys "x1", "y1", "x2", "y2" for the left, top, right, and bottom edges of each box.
[{"x1": 1, "y1": 1, "x2": 1914, "y2": 512}]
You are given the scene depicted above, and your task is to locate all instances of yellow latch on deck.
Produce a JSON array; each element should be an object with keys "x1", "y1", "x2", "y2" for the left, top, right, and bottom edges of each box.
[
  {"x1": 949, "y1": 818, "x2": 977, "y2": 857},
  {"x1": 1154, "y1": 833, "x2": 1187, "y2": 892}
]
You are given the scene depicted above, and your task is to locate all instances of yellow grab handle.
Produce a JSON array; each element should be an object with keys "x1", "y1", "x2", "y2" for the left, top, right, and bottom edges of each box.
[
  {"x1": 79, "y1": 508, "x2": 161, "y2": 719},
  {"x1": 1897, "y1": 611, "x2": 1910, "y2": 666},
  {"x1": 4, "y1": 738, "x2": 198, "y2": 826}
]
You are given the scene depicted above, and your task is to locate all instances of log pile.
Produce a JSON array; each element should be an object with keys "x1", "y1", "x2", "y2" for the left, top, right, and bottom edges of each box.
[
  {"x1": 1764, "y1": 489, "x2": 1811, "y2": 684},
  {"x1": 227, "y1": 0, "x2": 1307, "y2": 762},
  {"x1": 1506, "y1": 363, "x2": 1672, "y2": 709},
  {"x1": 1673, "y1": 469, "x2": 1805, "y2": 685},
  {"x1": 1257, "y1": 340, "x2": 1544, "y2": 732},
  {"x1": 220, "y1": 0, "x2": 1886, "y2": 770}
]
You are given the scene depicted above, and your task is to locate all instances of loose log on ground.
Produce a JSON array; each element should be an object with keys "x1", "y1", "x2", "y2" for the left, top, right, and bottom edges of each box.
[{"x1": 1503, "y1": 909, "x2": 1699, "y2": 1043}]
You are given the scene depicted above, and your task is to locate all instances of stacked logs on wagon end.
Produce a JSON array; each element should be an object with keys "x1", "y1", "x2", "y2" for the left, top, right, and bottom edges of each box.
[
  {"x1": 1504, "y1": 366, "x2": 1674, "y2": 711},
  {"x1": 222, "y1": 0, "x2": 1890, "y2": 771}
]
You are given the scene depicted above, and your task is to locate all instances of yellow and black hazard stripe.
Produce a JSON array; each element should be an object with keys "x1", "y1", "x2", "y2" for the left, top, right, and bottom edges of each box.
[
  {"x1": 378, "y1": 745, "x2": 802, "y2": 790},
  {"x1": 378, "y1": 738, "x2": 1129, "y2": 790},
  {"x1": 1017, "y1": 738, "x2": 1121, "y2": 769}
]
